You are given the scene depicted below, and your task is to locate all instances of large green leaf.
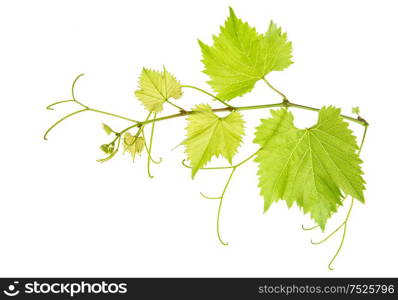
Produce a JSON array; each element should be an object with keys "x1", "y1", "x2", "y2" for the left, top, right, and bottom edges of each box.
[
  {"x1": 184, "y1": 104, "x2": 245, "y2": 178},
  {"x1": 254, "y1": 107, "x2": 365, "y2": 229},
  {"x1": 199, "y1": 7, "x2": 293, "y2": 100}
]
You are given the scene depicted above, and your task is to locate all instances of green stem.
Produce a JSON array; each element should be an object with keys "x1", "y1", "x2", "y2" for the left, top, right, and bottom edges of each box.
[
  {"x1": 47, "y1": 95, "x2": 368, "y2": 143},
  {"x1": 288, "y1": 102, "x2": 363, "y2": 125},
  {"x1": 358, "y1": 125, "x2": 368, "y2": 154},
  {"x1": 181, "y1": 84, "x2": 234, "y2": 108},
  {"x1": 262, "y1": 78, "x2": 288, "y2": 100},
  {"x1": 165, "y1": 99, "x2": 185, "y2": 111},
  {"x1": 234, "y1": 103, "x2": 283, "y2": 112},
  {"x1": 234, "y1": 151, "x2": 259, "y2": 167},
  {"x1": 43, "y1": 108, "x2": 89, "y2": 140},
  {"x1": 114, "y1": 102, "x2": 368, "y2": 135},
  {"x1": 134, "y1": 112, "x2": 152, "y2": 138},
  {"x1": 261, "y1": 78, "x2": 368, "y2": 126}
]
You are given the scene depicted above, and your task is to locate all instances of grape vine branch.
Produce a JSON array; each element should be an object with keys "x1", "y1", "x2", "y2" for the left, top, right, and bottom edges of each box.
[{"x1": 44, "y1": 7, "x2": 369, "y2": 270}]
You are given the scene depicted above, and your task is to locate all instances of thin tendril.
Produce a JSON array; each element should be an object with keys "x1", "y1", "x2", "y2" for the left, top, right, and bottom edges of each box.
[
  {"x1": 309, "y1": 125, "x2": 367, "y2": 270},
  {"x1": 327, "y1": 126, "x2": 368, "y2": 270},
  {"x1": 141, "y1": 118, "x2": 162, "y2": 179},
  {"x1": 200, "y1": 167, "x2": 237, "y2": 246},
  {"x1": 200, "y1": 192, "x2": 221, "y2": 200},
  {"x1": 142, "y1": 125, "x2": 162, "y2": 164},
  {"x1": 46, "y1": 100, "x2": 74, "y2": 110},
  {"x1": 44, "y1": 74, "x2": 140, "y2": 140},
  {"x1": 302, "y1": 224, "x2": 319, "y2": 231},
  {"x1": 184, "y1": 149, "x2": 259, "y2": 245},
  {"x1": 328, "y1": 198, "x2": 355, "y2": 270},
  {"x1": 181, "y1": 150, "x2": 259, "y2": 171},
  {"x1": 70, "y1": 73, "x2": 88, "y2": 108},
  {"x1": 181, "y1": 160, "x2": 233, "y2": 170},
  {"x1": 311, "y1": 222, "x2": 345, "y2": 245},
  {"x1": 215, "y1": 168, "x2": 236, "y2": 246},
  {"x1": 43, "y1": 108, "x2": 89, "y2": 140},
  {"x1": 302, "y1": 195, "x2": 348, "y2": 231},
  {"x1": 71, "y1": 73, "x2": 85, "y2": 100},
  {"x1": 141, "y1": 131, "x2": 154, "y2": 177}
]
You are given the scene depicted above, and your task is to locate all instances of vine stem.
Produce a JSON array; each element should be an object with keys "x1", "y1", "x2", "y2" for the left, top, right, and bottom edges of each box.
[
  {"x1": 45, "y1": 76, "x2": 368, "y2": 141},
  {"x1": 112, "y1": 101, "x2": 368, "y2": 138}
]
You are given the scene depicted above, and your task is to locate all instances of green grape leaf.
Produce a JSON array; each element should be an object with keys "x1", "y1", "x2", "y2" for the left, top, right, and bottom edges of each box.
[
  {"x1": 198, "y1": 7, "x2": 293, "y2": 100},
  {"x1": 184, "y1": 104, "x2": 245, "y2": 178},
  {"x1": 123, "y1": 133, "x2": 145, "y2": 161},
  {"x1": 254, "y1": 107, "x2": 365, "y2": 230},
  {"x1": 134, "y1": 67, "x2": 182, "y2": 112}
]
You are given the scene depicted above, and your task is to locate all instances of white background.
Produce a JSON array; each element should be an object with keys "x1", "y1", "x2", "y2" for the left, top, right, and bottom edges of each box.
[{"x1": 1, "y1": 0, "x2": 397, "y2": 277}]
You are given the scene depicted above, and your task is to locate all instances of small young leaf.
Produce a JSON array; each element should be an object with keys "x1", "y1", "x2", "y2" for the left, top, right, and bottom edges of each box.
[
  {"x1": 134, "y1": 67, "x2": 182, "y2": 112},
  {"x1": 100, "y1": 144, "x2": 110, "y2": 154},
  {"x1": 102, "y1": 123, "x2": 113, "y2": 135},
  {"x1": 184, "y1": 104, "x2": 245, "y2": 178},
  {"x1": 123, "y1": 132, "x2": 145, "y2": 161},
  {"x1": 254, "y1": 107, "x2": 365, "y2": 230},
  {"x1": 352, "y1": 106, "x2": 360, "y2": 115},
  {"x1": 199, "y1": 7, "x2": 292, "y2": 100},
  {"x1": 100, "y1": 143, "x2": 115, "y2": 154}
]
